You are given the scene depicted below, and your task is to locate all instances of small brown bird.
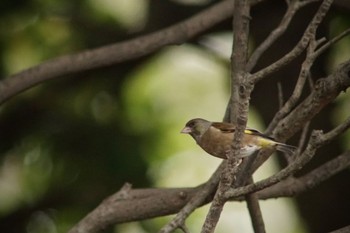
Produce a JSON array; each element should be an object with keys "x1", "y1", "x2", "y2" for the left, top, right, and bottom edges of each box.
[{"x1": 181, "y1": 118, "x2": 296, "y2": 159}]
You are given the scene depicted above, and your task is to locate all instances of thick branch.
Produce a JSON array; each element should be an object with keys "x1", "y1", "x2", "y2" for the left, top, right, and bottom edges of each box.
[
  {"x1": 67, "y1": 150, "x2": 350, "y2": 233},
  {"x1": 0, "y1": 0, "x2": 238, "y2": 105},
  {"x1": 251, "y1": 59, "x2": 350, "y2": 172},
  {"x1": 274, "y1": 60, "x2": 350, "y2": 141},
  {"x1": 231, "y1": 0, "x2": 336, "y2": 185},
  {"x1": 68, "y1": 185, "x2": 202, "y2": 233}
]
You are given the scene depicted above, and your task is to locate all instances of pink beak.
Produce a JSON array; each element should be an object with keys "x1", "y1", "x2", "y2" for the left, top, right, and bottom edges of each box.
[{"x1": 180, "y1": 126, "x2": 192, "y2": 134}]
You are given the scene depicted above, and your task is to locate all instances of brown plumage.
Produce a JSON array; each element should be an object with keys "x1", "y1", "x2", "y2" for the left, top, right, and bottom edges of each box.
[{"x1": 181, "y1": 118, "x2": 296, "y2": 159}]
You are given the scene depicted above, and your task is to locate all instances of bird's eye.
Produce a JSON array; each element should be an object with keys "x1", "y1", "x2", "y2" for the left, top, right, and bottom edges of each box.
[{"x1": 187, "y1": 121, "x2": 195, "y2": 127}]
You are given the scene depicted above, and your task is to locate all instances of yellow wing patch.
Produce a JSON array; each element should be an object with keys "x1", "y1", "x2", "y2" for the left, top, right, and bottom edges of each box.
[
  {"x1": 244, "y1": 129, "x2": 276, "y2": 148},
  {"x1": 244, "y1": 129, "x2": 254, "y2": 135},
  {"x1": 257, "y1": 137, "x2": 275, "y2": 147}
]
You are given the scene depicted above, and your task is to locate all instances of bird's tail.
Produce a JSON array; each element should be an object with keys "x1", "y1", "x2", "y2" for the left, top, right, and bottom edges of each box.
[{"x1": 276, "y1": 143, "x2": 297, "y2": 156}]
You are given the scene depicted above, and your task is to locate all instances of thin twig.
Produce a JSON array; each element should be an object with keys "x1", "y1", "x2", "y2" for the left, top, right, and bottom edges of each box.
[
  {"x1": 266, "y1": 34, "x2": 317, "y2": 134},
  {"x1": 247, "y1": 0, "x2": 311, "y2": 71},
  {"x1": 240, "y1": 59, "x2": 350, "y2": 190},
  {"x1": 252, "y1": 0, "x2": 334, "y2": 83},
  {"x1": 313, "y1": 28, "x2": 350, "y2": 57},
  {"x1": 225, "y1": 129, "x2": 322, "y2": 199},
  {"x1": 266, "y1": 28, "x2": 350, "y2": 131},
  {"x1": 299, "y1": 0, "x2": 320, "y2": 8},
  {"x1": 265, "y1": 7, "x2": 349, "y2": 136},
  {"x1": 295, "y1": 121, "x2": 310, "y2": 158},
  {"x1": 277, "y1": 82, "x2": 284, "y2": 110},
  {"x1": 273, "y1": 57, "x2": 350, "y2": 143},
  {"x1": 256, "y1": 151, "x2": 350, "y2": 199},
  {"x1": 319, "y1": 116, "x2": 350, "y2": 143},
  {"x1": 227, "y1": 115, "x2": 350, "y2": 199}
]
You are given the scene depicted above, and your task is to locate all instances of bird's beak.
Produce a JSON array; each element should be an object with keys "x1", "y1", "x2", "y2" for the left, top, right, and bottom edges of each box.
[{"x1": 180, "y1": 126, "x2": 191, "y2": 134}]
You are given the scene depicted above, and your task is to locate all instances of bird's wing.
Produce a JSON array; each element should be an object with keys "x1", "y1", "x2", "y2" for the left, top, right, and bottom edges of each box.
[
  {"x1": 212, "y1": 122, "x2": 276, "y2": 141},
  {"x1": 244, "y1": 128, "x2": 275, "y2": 141},
  {"x1": 211, "y1": 122, "x2": 236, "y2": 133}
]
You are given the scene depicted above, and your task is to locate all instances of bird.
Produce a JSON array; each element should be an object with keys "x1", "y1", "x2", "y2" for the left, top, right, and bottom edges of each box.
[{"x1": 181, "y1": 118, "x2": 296, "y2": 159}]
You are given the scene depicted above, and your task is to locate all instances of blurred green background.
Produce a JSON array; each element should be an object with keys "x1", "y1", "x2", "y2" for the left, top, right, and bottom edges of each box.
[{"x1": 1, "y1": 0, "x2": 350, "y2": 233}]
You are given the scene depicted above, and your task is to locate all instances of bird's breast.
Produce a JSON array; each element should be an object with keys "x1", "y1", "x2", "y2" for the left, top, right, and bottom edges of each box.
[
  {"x1": 198, "y1": 128, "x2": 233, "y2": 159},
  {"x1": 198, "y1": 128, "x2": 264, "y2": 158}
]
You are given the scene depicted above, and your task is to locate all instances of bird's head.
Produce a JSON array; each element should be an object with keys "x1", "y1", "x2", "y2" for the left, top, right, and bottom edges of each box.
[{"x1": 181, "y1": 118, "x2": 211, "y2": 142}]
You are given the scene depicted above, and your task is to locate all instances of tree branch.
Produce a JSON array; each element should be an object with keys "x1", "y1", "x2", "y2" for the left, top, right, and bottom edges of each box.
[
  {"x1": 201, "y1": 1, "x2": 252, "y2": 232},
  {"x1": 200, "y1": 160, "x2": 241, "y2": 233},
  {"x1": 251, "y1": 0, "x2": 334, "y2": 83},
  {"x1": 67, "y1": 149, "x2": 350, "y2": 233},
  {"x1": 61, "y1": 1, "x2": 350, "y2": 232},
  {"x1": 0, "y1": 0, "x2": 240, "y2": 105},
  {"x1": 67, "y1": 135, "x2": 350, "y2": 233},
  {"x1": 251, "y1": 59, "x2": 350, "y2": 172},
  {"x1": 273, "y1": 59, "x2": 350, "y2": 142},
  {"x1": 247, "y1": 0, "x2": 311, "y2": 71},
  {"x1": 256, "y1": 151, "x2": 350, "y2": 199},
  {"x1": 158, "y1": 163, "x2": 223, "y2": 233},
  {"x1": 230, "y1": 0, "x2": 336, "y2": 192},
  {"x1": 328, "y1": 225, "x2": 350, "y2": 233},
  {"x1": 68, "y1": 184, "x2": 201, "y2": 233},
  {"x1": 245, "y1": 177, "x2": 266, "y2": 233},
  {"x1": 266, "y1": 27, "x2": 350, "y2": 134},
  {"x1": 225, "y1": 129, "x2": 322, "y2": 199},
  {"x1": 227, "y1": 114, "x2": 350, "y2": 199}
]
